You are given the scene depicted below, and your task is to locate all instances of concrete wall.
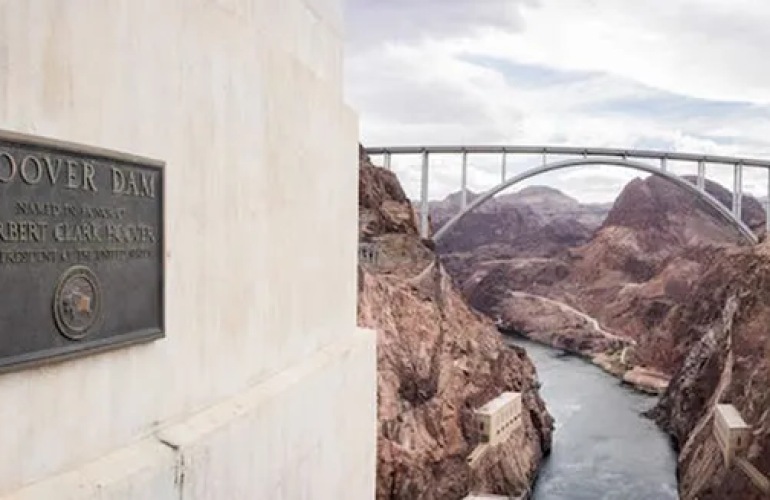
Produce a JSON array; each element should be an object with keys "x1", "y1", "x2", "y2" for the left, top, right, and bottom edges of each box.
[{"x1": 0, "y1": 0, "x2": 375, "y2": 498}]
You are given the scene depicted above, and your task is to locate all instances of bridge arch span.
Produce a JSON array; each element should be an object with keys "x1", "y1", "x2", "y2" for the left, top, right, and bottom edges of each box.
[{"x1": 432, "y1": 157, "x2": 758, "y2": 245}]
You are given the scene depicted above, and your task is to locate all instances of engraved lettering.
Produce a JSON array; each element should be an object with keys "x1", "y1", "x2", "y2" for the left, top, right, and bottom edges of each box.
[
  {"x1": 0, "y1": 151, "x2": 17, "y2": 183},
  {"x1": 15, "y1": 201, "x2": 61, "y2": 217},
  {"x1": 20, "y1": 155, "x2": 43, "y2": 184},
  {"x1": 105, "y1": 223, "x2": 156, "y2": 243},
  {"x1": 125, "y1": 172, "x2": 139, "y2": 196},
  {"x1": 64, "y1": 203, "x2": 79, "y2": 217},
  {"x1": 0, "y1": 250, "x2": 57, "y2": 265},
  {"x1": 141, "y1": 173, "x2": 155, "y2": 198},
  {"x1": 83, "y1": 162, "x2": 97, "y2": 192},
  {"x1": 29, "y1": 222, "x2": 46, "y2": 242},
  {"x1": 43, "y1": 155, "x2": 64, "y2": 184},
  {"x1": 111, "y1": 168, "x2": 156, "y2": 198},
  {"x1": 54, "y1": 222, "x2": 102, "y2": 243},
  {"x1": 66, "y1": 160, "x2": 80, "y2": 189},
  {"x1": 0, "y1": 221, "x2": 46, "y2": 243},
  {"x1": 54, "y1": 223, "x2": 65, "y2": 242},
  {"x1": 112, "y1": 167, "x2": 125, "y2": 194}
]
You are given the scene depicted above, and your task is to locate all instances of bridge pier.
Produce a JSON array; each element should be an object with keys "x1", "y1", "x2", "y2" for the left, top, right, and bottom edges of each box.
[
  {"x1": 501, "y1": 151, "x2": 508, "y2": 184},
  {"x1": 461, "y1": 150, "x2": 469, "y2": 209},
  {"x1": 765, "y1": 168, "x2": 770, "y2": 237},
  {"x1": 420, "y1": 150, "x2": 430, "y2": 238},
  {"x1": 697, "y1": 161, "x2": 706, "y2": 192},
  {"x1": 733, "y1": 164, "x2": 743, "y2": 218}
]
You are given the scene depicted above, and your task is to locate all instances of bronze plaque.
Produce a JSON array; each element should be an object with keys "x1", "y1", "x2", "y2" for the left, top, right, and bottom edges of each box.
[{"x1": 0, "y1": 131, "x2": 164, "y2": 372}]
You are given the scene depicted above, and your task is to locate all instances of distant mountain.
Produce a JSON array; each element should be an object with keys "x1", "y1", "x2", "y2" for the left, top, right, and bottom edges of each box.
[
  {"x1": 427, "y1": 185, "x2": 611, "y2": 283},
  {"x1": 461, "y1": 174, "x2": 767, "y2": 376},
  {"x1": 496, "y1": 185, "x2": 612, "y2": 229}
]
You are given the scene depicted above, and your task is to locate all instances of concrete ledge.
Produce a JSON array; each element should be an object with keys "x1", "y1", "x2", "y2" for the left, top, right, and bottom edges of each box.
[
  {"x1": 0, "y1": 440, "x2": 178, "y2": 500},
  {"x1": 2, "y1": 329, "x2": 376, "y2": 500}
]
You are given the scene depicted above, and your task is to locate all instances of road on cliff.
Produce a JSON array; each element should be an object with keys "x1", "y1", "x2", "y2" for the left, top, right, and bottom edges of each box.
[{"x1": 509, "y1": 291, "x2": 634, "y2": 345}]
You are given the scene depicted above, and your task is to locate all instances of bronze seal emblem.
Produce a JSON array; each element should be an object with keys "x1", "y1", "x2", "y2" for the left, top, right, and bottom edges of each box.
[{"x1": 53, "y1": 266, "x2": 101, "y2": 340}]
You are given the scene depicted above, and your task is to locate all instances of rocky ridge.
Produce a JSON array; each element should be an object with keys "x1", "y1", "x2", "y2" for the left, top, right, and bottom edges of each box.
[
  {"x1": 357, "y1": 147, "x2": 553, "y2": 499},
  {"x1": 650, "y1": 242, "x2": 770, "y2": 499},
  {"x1": 450, "y1": 174, "x2": 765, "y2": 391},
  {"x1": 430, "y1": 187, "x2": 609, "y2": 283}
]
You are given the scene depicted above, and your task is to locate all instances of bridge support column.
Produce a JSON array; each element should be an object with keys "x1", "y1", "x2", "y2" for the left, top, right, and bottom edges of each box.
[
  {"x1": 697, "y1": 161, "x2": 706, "y2": 192},
  {"x1": 501, "y1": 151, "x2": 507, "y2": 184},
  {"x1": 420, "y1": 150, "x2": 430, "y2": 238},
  {"x1": 766, "y1": 169, "x2": 770, "y2": 235},
  {"x1": 733, "y1": 164, "x2": 743, "y2": 219},
  {"x1": 660, "y1": 158, "x2": 667, "y2": 172},
  {"x1": 383, "y1": 151, "x2": 391, "y2": 170},
  {"x1": 461, "y1": 150, "x2": 468, "y2": 209},
  {"x1": 542, "y1": 152, "x2": 547, "y2": 167}
]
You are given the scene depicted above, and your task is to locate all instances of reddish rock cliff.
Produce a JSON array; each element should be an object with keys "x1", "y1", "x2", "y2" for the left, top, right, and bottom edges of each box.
[
  {"x1": 650, "y1": 242, "x2": 770, "y2": 499},
  {"x1": 430, "y1": 187, "x2": 606, "y2": 283},
  {"x1": 454, "y1": 174, "x2": 765, "y2": 381},
  {"x1": 357, "y1": 148, "x2": 553, "y2": 499}
]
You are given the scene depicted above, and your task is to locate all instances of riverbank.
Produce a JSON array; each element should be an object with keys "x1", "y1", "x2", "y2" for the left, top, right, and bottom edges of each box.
[
  {"x1": 507, "y1": 337, "x2": 678, "y2": 499},
  {"x1": 592, "y1": 352, "x2": 670, "y2": 395},
  {"x1": 502, "y1": 325, "x2": 669, "y2": 395}
]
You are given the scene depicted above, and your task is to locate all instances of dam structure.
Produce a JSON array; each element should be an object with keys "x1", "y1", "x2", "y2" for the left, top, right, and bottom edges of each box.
[{"x1": 0, "y1": 1, "x2": 375, "y2": 498}]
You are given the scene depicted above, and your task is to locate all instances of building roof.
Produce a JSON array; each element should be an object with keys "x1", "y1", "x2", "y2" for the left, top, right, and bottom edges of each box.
[
  {"x1": 716, "y1": 404, "x2": 750, "y2": 429},
  {"x1": 475, "y1": 392, "x2": 520, "y2": 416}
]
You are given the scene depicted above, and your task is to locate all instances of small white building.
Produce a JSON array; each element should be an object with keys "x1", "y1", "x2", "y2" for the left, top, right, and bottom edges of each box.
[
  {"x1": 714, "y1": 404, "x2": 751, "y2": 466},
  {"x1": 475, "y1": 392, "x2": 523, "y2": 445}
]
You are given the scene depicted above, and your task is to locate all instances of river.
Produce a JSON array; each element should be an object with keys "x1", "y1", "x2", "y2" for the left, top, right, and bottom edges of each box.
[{"x1": 507, "y1": 337, "x2": 679, "y2": 500}]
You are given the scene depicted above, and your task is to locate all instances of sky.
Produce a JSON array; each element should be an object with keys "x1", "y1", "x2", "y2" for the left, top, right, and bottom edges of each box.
[{"x1": 344, "y1": 0, "x2": 770, "y2": 203}]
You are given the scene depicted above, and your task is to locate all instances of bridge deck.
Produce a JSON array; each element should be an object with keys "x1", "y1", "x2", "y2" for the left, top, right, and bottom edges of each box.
[
  {"x1": 366, "y1": 145, "x2": 770, "y2": 168},
  {"x1": 365, "y1": 144, "x2": 770, "y2": 240}
]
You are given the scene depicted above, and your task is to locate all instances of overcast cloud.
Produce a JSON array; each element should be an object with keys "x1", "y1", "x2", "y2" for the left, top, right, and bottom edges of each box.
[{"x1": 344, "y1": 0, "x2": 770, "y2": 203}]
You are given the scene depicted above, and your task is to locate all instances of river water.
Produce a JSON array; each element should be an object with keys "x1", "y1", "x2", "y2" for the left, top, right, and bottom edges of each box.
[{"x1": 507, "y1": 337, "x2": 679, "y2": 500}]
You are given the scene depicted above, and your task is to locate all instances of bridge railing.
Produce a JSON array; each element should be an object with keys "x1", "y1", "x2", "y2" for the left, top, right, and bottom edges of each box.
[{"x1": 364, "y1": 145, "x2": 770, "y2": 239}]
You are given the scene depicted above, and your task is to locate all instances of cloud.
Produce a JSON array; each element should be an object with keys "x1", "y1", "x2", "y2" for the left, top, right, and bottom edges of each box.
[
  {"x1": 345, "y1": 0, "x2": 536, "y2": 48},
  {"x1": 345, "y1": 0, "x2": 770, "y2": 204}
]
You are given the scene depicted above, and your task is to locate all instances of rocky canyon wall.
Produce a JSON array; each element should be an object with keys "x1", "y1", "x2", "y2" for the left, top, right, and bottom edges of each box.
[
  {"x1": 357, "y1": 148, "x2": 553, "y2": 499},
  {"x1": 651, "y1": 242, "x2": 770, "y2": 499},
  {"x1": 450, "y1": 174, "x2": 765, "y2": 385}
]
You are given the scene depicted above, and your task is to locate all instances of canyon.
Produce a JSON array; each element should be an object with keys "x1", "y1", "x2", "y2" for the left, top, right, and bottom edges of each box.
[
  {"x1": 441, "y1": 175, "x2": 765, "y2": 387},
  {"x1": 357, "y1": 148, "x2": 553, "y2": 499},
  {"x1": 431, "y1": 168, "x2": 770, "y2": 498},
  {"x1": 360, "y1": 146, "x2": 770, "y2": 499}
]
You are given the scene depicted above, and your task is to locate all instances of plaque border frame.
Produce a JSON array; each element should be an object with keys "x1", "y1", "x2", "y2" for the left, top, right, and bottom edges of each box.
[{"x1": 0, "y1": 128, "x2": 166, "y2": 373}]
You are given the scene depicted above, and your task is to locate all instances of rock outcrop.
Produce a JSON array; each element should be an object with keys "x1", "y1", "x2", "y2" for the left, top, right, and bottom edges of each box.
[
  {"x1": 357, "y1": 148, "x2": 553, "y2": 499},
  {"x1": 449, "y1": 174, "x2": 765, "y2": 386},
  {"x1": 565, "y1": 176, "x2": 764, "y2": 373},
  {"x1": 650, "y1": 242, "x2": 770, "y2": 499},
  {"x1": 430, "y1": 187, "x2": 609, "y2": 283}
]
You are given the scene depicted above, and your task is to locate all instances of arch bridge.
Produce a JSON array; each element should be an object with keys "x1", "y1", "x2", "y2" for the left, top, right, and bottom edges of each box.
[{"x1": 365, "y1": 145, "x2": 770, "y2": 245}]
